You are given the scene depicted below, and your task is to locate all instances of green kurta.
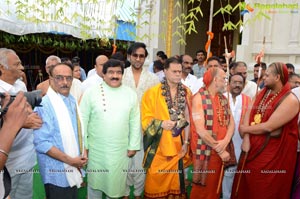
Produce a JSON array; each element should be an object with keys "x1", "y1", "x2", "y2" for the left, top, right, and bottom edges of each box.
[{"x1": 80, "y1": 82, "x2": 141, "y2": 197}]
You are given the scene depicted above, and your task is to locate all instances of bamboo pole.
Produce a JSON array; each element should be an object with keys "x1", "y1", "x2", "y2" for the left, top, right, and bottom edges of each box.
[
  {"x1": 166, "y1": 0, "x2": 174, "y2": 57},
  {"x1": 206, "y1": 0, "x2": 214, "y2": 57}
]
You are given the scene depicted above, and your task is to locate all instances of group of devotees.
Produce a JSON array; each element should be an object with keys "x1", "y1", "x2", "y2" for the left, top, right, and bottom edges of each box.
[{"x1": 0, "y1": 42, "x2": 299, "y2": 199}]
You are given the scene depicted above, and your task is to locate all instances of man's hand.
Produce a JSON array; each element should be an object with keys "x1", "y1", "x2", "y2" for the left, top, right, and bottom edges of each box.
[
  {"x1": 213, "y1": 139, "x2": 228, "y2": 154},
  {"x1": 22, "y1": 112, "x2": 42, "y2": 129},
  {"x1": 241, "y1": 135, "x2": 251, "y2": 152},
  {"x1": 67, "y1": 156, "x2": 88, "y2": 168},
  {"x1": 161, "y1": 120, "x2": 176, "y2": 131},
  {"x1": 218, "y1": 150, "x2": 230, "y2": 162},
  {"x1": 239, "y1": 124, "x2": 249, "y2": 137},
  {"x1": 179, "y1": 143, "x2": 188, "y2": 159},
  {"x1": 127, "y1": 150, "x2": 136, "y2": 158}
]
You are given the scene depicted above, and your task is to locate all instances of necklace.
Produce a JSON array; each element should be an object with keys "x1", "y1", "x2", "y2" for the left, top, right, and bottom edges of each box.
[
  {"x1": 216, "y1": 94, "x2": 230, "y2": 126},
  {"x1": 161, "y1": 78, "x2": 186, "y2": 121},
  {"x1": 251, "y1": 89, "x2": 281, "y2": 125}
]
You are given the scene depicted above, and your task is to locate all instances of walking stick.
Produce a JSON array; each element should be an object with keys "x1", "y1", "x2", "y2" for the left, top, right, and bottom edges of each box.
[
  {"x1": 216, "y1": 36, "x2": 234, "y2": 195},
  {"x1": 217, "y1": 162, "x2": 225, "y2": 194},
  {"x1": 234, "y1": 152, "x2": 247, "y2": 196},
  {"x1": 235, "y1": 36, "x2": 266, "y2": 196}
]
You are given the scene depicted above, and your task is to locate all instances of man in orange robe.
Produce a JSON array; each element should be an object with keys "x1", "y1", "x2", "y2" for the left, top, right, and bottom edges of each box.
[
  {"x1": 190, "y1": 67, "x2": 235, "y2": 199},
  {"x1": 141, "y1": 57, "x2": 192, "y2": 198},
  {"x1": 231, "y1": 62, "x2": 299, "y2": 199}
]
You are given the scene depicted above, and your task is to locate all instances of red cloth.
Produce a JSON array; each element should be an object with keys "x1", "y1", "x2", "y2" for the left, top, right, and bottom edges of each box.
[
  {"x1": 231, "y1": 84, "x2": 299, "y2": 199},
  {"x1": 203, "y1": 67, "x2": 219, "y2": 88},
  {"x1": 190, "y1": 94, "x2": 227, "y2": 199}
]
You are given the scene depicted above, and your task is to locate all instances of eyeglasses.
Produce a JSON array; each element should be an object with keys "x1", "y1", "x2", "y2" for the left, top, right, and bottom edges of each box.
[
  {"x1": 53, "y1": 75, "x2": 73, "y2": 82},
  {"x1": 131, "y1": 53, "x2": 145, "y2": 59}
]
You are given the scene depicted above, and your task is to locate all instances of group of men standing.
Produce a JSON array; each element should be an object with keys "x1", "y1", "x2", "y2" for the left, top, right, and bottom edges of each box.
[{"x1": 0, "y1": 43, "x2": 299, "y2": 199}]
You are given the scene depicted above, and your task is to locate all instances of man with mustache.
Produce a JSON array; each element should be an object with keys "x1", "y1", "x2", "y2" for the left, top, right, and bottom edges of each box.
[
  {"x1": 180, "y1": 54, "x2": 198, "y2": 94},
  {"x1": 232, "y1": 62, "x2": 257, "y2": 99},
  {"x1": 80, "y1": 59, "x2": 141, "y2": 199},
  {"x1": 192, "y1": 50, "x2": 206, "y2": 78},
  {"x1": 33, "y1": 63, "x2": 87, "y2": 199},
  {"x1": 122, "y1": 42, "x2": 160, "y2": 199},
  {"x1": 222, "y1": 74, "x2": 251, "y2": 199}
]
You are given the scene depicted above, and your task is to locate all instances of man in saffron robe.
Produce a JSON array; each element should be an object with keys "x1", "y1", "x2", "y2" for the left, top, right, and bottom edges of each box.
[
  {"x1": 190, "y1": 67, "x2": 235, "y2": 199},
  {"x1": 231, "y1": 62, "x2": 299, "y2": 199},
  {"x1": 141, "y1": 57, "x2": 192, "y2": 198}
]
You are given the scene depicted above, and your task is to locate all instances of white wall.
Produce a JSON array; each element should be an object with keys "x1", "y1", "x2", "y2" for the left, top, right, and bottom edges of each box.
[{"x1": 236, "y1": 0, "x2": 300, "y2": 72}]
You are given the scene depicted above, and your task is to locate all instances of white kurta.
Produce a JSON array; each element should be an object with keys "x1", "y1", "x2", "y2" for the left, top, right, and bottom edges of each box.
[
  {"x1": 223, "y1": 94, "x2": 244, "y2": 199},
  {"x1": 181, "y1": 73, "x2": 198, "y2": 94},
  {"x1": 70, "y1": 78, "x2": 82, "y2": 102},
  {"x1": 242, "y1": 80, "x2": 258, "y2": 99},
  {"x1": 80, "y1": 82, "x2": 141, "y2": 197},
  {"x1": 122, "y1": 66, "x2": 160, "y2": 195},
  {"x1": 122, "y1": 67, "x2": 160, "y2": 101},
  {"x1": 81, "y1": 74, "x2": 103, "y2": 92}
]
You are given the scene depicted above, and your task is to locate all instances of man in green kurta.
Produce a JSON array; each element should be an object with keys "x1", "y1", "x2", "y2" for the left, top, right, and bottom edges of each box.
[{"x1": 80, "y1": 59, "x2": 141, "y2": 198}]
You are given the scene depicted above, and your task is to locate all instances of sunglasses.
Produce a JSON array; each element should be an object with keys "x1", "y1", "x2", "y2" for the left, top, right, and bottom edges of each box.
[{"x1": 131, "y1": 53, "x2": 145, "y2": 59}]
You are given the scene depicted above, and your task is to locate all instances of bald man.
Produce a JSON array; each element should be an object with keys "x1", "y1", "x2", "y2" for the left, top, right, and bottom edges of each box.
[
  {"x1": 190, "y1": 67, "x2": 234, "y2": 199},
  {"x1": 36, "y1": 55, "x2": 61, "y2": 96},
  {"x1": 81, "y1": 55, "x2": 108, "y2": 92}
]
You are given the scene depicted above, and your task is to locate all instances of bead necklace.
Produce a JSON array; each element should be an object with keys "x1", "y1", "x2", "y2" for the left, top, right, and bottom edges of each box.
[
  {"x1": 251, "y1": 89, "x2": 281, "y2": 125},
  {"x1": 161, "y1": 78, "x2": 186, "y2": 121},
  {"x1": 216, "y1": 94, "x2": 230, "y2": 126}
]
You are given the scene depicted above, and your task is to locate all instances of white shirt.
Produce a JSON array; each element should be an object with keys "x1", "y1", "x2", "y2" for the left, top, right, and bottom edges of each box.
[
  {"x1": 70, "y1": 78, "x2": 83, "y2": 102},
  {"x1": 81, "y1": 74, "x2": 103, "y2": 92},
  {"x1": 242, "y1": 80, "x2": 258, "y2": 99},
  {"x1": 181, "y1": 74, "x2": 198, "y2": 94},
  {"x1": 87, "y1": 68, "x2": 96, "y2": 78},
  {"x1": 191, "y1": 77, "x2": 204, "y2": 95},
  {"x1": 155, "y1": 71, "x2": 165, "y2": 82},
  {"x1": 0, "y1": 79, "x2": 27, "y2": 94},
  {"x1": 229, "y1": 94, "x2": 243, "y2": 161},
  {"x1": 0, "y1": 79, "x2": 36, "y2": 177}
]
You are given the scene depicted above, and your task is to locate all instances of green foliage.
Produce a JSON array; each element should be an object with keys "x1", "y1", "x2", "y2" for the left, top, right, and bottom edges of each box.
[
  {"x1": 3, "y1": 0, "x2": 272, "y2": 47},
  {"x1": 0, "y1": 31, "x2": 129, "y2": 52}
]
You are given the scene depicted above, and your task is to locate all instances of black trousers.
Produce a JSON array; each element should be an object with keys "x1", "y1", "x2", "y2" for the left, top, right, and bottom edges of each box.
[{"x1": 44, "y1": 183, "x2": 77, "y2": 199}]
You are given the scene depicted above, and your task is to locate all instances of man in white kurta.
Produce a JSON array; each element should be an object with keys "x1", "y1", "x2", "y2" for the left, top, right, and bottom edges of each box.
[
  {"x1": 122, "y1": 42, "x2": 160, "y2": 198},
  {"x1": 232, "y1": 61, "x2": 258, "y2": 99},
  {"x1": 222, "y1": 74, "x2": 251, "y2": 199},
  {"x1": 80, "y1": 59, "x2": 141, "y2": 198}
]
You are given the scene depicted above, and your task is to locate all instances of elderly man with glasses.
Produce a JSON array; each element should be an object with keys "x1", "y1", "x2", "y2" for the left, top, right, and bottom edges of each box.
[{"x1": 33, "y1": 63, "x2": 87, "y2": 199}]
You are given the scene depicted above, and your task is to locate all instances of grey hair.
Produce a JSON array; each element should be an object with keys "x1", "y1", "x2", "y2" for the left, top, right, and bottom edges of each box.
[
  {"x1": 0, "y1": 48, "x2": 17, "y2": 69},
  {"x1": 45, "y1": 55, "x2": 61, "y2": 65}
]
